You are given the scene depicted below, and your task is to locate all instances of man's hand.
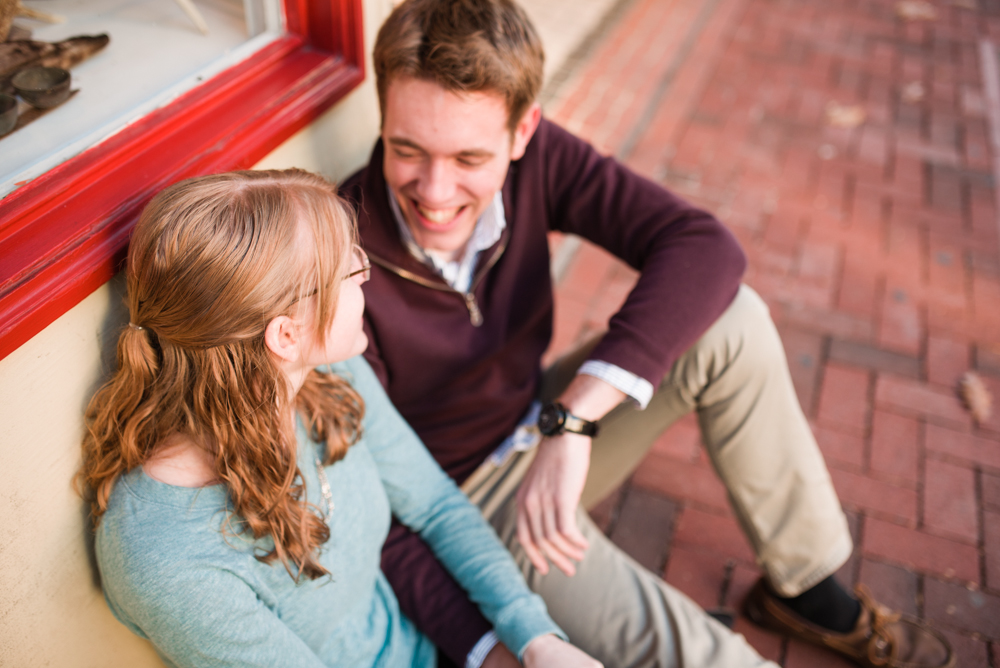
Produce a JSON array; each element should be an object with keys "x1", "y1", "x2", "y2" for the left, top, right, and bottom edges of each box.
[
  {"x1": 522, "y1": 635, "x2": 603, "y2": 668},
  {"x1": 516, "y1": 373, "x2": 626, "y2": 576},
  {"x1": 515, "y1": 432, "x2": 591, "y2": 576}
]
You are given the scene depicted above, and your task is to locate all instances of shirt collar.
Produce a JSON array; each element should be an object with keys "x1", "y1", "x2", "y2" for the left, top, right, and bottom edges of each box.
[{"x1": 386, "y1": 185, "x2": 506, "y2": 290}]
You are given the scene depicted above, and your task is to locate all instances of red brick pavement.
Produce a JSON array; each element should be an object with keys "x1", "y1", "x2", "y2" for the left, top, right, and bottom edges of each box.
[{"x1": 543, "y1": 0, "x2": 1000, "y2": 662}]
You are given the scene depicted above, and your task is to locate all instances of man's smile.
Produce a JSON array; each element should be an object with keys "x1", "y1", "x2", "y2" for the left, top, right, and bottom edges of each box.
[{"x1": 412, "y1": 200, "x2": 468, "y2": 230}]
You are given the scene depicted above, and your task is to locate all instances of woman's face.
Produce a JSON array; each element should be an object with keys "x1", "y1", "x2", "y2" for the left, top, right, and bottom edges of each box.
[
  {"x1": 301, "y1": 240, "x2": 370, "y2": 368},
  {"x1": 289, "y1": 218, "x2": 370, "y2": 371},
  {"x1": 268, "y1": 218, "x2": 370, "y2": 388}
]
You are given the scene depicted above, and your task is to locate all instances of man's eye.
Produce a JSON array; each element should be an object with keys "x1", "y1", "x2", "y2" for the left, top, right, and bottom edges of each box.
[{"x1": 457, "y1": 157, "x2": 485, "y2": 167}]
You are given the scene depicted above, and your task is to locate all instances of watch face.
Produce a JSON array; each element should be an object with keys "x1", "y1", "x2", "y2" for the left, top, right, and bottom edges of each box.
[{"x1": 537, "y1": 404, "x2": 564, "y2": 436}]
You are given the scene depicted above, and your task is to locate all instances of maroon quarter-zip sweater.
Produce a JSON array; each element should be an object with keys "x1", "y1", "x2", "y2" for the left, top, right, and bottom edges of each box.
[{"x1": 342, "y1": 118, "x2": 746, "y2": 664}]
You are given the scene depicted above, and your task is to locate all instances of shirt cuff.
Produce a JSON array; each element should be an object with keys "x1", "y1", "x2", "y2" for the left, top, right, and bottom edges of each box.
[
  {"x1": 578, "y1": 360, "x2": 655, "y2": 409},
  {"x1": 465, "y1": 631, "x2": 501, "y2": 668}
]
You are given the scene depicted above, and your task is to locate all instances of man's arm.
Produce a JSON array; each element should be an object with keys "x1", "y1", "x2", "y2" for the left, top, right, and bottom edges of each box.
[
  {"x1": 515, "y1": 119, "x2": 747, "y2": 574},
  {"x1": 541, "y1": 118, "x2": 746, "y2": 386}
]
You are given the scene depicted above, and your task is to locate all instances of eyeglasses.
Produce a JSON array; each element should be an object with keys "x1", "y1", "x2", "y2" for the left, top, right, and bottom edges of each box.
[
  {"x1": 289, "y1": 245, "x2": 371, "y2": 306},
  {"x1": 344, "y1": 244, "x2": 371, "y2": 283}
]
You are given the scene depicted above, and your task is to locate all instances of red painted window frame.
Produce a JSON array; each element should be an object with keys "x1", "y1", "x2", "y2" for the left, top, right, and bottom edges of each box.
[{"x1": 0, "y1": 0, "x2": 365, "y2": 361}]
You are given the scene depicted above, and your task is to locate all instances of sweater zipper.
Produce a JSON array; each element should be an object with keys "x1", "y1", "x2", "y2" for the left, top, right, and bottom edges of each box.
[{"x1": 368, "y1": 235, "x2": 508, "y2": 327}]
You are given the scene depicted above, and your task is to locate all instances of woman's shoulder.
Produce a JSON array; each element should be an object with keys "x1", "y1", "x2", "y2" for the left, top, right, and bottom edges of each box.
[
  {"x1": 96, "y1": 470, "x2": 268, "y2": 636},
  {"x1": 97, "y1": 467, "x2": 255, "y2": 585},
  {"x1": 142, "y1": 433, "x2": 218, "y2": 487}
]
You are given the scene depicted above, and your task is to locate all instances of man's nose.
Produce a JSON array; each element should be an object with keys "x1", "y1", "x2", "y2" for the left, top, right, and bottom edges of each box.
[{"x1": 416, "y1": 159, "x2": 457, "y2": 205}]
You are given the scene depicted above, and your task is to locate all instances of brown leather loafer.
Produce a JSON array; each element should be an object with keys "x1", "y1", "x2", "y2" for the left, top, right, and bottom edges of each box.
[{"x1": 744, "y1": 578, "x2": 955, "y2": 668}]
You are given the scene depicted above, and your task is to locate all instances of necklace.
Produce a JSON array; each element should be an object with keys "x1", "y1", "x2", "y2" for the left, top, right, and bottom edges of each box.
[{"x1": 314, "y1": 457, "x2": 335, "y2": 517}]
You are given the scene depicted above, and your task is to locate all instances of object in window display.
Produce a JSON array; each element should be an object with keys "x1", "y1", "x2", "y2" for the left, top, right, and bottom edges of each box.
[
  {"x1": 6, "y1": 24, "x2": 30, "y2": 40},
  {"x1": 0, "y1": 34, "x2": 108, "y2": 94},
  {"x1": 0, "y1": 92, "x2": 15, "y2": 134},
  {"x1": 1, "y1": 0, "x2": 64, "y2": 42},
  {"x1": 174, "y1": 0, "x2": 209, "y2": 35},
  {"x1": 0, "y1": 0, "x2": 15, "y2": 41},
  {"x1": 0, "y1": 34, "x2": 107, "y2": 136},
  {"x1": 14, "y1": 4, "x2": 64, "y2": 24},
  {"x1": 12, "y1": 65, "x2": 68, "y2": 108}
]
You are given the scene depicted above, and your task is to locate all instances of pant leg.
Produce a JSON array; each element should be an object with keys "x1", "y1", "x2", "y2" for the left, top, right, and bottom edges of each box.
[
  {"x1": 462, "y1": 452, "x2": 777, "y2": 668},
  {"x1": 558, "y1": 284, "x2": 851, "y2": 596}
]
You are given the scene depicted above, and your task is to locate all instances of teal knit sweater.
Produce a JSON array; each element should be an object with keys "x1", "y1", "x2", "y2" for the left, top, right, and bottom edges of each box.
[{"x1": 96, "y1": 355, "x2": 562, "y2": 667}]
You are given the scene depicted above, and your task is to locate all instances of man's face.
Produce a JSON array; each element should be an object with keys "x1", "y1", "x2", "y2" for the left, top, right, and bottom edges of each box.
[{"x1": 381, "y1": 76, "x2": 539, "y2": 257}]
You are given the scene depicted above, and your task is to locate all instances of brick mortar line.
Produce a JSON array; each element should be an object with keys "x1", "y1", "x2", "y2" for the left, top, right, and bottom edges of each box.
[
  {"x1": 537, "y1": 0, "x2": 644, "y2": 111},
  {"x1": 614, "y1": 0, "x2": 728, "y2": 161},
  {"x1": 976, "y1": 466, "x2": 988, "y2": 595},
  {"x1": 548, "y1": 0, "x2": 748, "y2": 278},
  {"x1": 550, "y1": 234, "x2": 581, "y2": 286},
  {"x1": 978, "y1": 39, "x2": 1000, "y2": 261},
  {"x1": 542, "y1": 0, "x2": 647, "y2": 283}
]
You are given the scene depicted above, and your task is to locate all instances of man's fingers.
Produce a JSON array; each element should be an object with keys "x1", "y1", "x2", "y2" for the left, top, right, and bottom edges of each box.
[
  {"x1": 556, "y1": 502, "x2": 589, "y2": 551},
  {"x1": 542, "y1": 509, "x2": 586, "y2": 562},
  {"x1": 519, "y1": 493, "x2": 581, "y2": 576},
  {"x1": 528, "y1": 500, "x2": 580, "y2": 576},
  {"x1": 517, "y1": 503, "x2": 550, "y2": 575},
  {"x1": 538, "y1": 538, "x2": 577, "y2": 577}
]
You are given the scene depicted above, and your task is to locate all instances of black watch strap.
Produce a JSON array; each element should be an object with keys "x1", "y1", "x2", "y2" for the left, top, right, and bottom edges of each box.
[{"x1": 538, "y1": 402, "x2": 599, "y2": 438}]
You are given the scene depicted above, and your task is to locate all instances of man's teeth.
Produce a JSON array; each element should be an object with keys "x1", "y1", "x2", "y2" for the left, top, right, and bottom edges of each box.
[{"x1": 417, "y1": 205, "x2": 460, "y2": 225}]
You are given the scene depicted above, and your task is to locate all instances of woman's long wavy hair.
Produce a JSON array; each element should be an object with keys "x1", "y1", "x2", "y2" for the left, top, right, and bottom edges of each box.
[{"x1": 79, "y1": 169, "x2": 364, "y2": 580}]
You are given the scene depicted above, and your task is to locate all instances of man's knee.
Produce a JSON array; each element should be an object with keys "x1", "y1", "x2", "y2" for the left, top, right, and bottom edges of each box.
[{"x1": 688, "y1": 284, "x2": 787, "y2": 372}]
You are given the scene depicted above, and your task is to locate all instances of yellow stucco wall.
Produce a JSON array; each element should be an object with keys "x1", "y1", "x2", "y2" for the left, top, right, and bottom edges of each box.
[{"x1": 0, "y1": 1, "x2": 392, "y2": 664}]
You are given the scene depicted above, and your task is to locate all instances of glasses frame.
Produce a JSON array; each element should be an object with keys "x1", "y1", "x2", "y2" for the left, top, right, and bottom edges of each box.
[
  {"x1": 344, "y1": 244, "x2": 371, "y2": 283},
  {"x1": 288, "y1": 245, "x2": 370, "y2": 307}
]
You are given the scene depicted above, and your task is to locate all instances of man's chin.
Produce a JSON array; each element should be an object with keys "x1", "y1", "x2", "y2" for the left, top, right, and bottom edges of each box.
[{"x1": 410, "y1": 225, "x2": 476, "y2": 258}]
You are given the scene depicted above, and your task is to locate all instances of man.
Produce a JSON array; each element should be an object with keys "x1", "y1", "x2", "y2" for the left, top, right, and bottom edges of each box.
[{"x1": 341, "y1": 1, "x2": 955, "y2": 667}]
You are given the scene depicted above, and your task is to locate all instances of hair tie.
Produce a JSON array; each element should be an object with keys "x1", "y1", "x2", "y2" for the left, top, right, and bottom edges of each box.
[{"x1": 128, "y1": 322, "x2": 144, "y2": 331}]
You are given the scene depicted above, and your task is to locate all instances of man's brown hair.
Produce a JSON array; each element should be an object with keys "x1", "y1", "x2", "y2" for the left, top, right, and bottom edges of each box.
[{"x1": 373, "y1": 0, "x2": 544, "y2": 131}]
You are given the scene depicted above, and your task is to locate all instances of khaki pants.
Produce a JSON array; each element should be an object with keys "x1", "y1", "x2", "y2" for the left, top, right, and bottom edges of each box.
[{"x1": 460, "y1": 285, "x2": 851, "y2": 668}]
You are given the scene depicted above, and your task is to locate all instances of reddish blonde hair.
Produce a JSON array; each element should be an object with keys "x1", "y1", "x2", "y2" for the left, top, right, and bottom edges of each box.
[
  {"x1": 373, "y1": 0, "x2": 544, "y2": 131},
  {"x1": 80, "y1": 169, "x2": 363, "y2": 580}
]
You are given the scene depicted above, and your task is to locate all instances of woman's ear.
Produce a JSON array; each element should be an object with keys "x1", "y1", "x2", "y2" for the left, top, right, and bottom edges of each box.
[{"x1": 264, "y1": 315, "x2": 302, "y2": 363}]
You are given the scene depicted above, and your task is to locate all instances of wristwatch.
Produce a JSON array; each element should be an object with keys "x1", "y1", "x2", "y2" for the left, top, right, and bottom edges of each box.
[{"x1": 537, "y1": 402, "x2": 600, "y2": 438}]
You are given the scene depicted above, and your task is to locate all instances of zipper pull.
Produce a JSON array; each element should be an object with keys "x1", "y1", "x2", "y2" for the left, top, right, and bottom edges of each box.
[{"x1": 464, "y1": 293, "x2": 484, "y2": 327}]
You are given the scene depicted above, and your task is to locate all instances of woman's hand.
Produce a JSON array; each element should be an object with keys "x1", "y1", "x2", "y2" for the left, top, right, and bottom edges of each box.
[{"x1": 522, "y1": 635, "x2": 602, "y2": 668}]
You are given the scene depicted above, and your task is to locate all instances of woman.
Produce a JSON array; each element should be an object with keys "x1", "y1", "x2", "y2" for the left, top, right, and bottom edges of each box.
[{"x1": 79, "y1": 169, "x2": 599, "y2": 668}]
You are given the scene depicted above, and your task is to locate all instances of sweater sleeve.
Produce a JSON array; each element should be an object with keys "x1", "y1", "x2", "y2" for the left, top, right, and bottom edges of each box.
[
  {"x1": 366, "y1": 318, "x2": 495, "y2": 665},
  {"x1": 340, "y1": 355, "x2": 565, "y2": 659},
  {"x1": 540, "y1": 119, "x2": 747, "y2": 385},
  {"x1": 380, "y1": 521, "x2": 495, "y2": 665},
  {"x1": 99, "y1": 553, "x2": 327, "y2": 668}
]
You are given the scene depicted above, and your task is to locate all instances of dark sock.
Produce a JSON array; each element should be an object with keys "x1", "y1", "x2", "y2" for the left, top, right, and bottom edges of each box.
[{"x1": 774, "y1": 576, "x2": 861, "y2": 633}]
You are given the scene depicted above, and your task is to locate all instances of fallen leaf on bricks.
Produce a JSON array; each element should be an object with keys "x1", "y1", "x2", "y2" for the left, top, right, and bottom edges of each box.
[
  {"x1": 901, "y1": 81, "x2": 925, "y2": 103},
  {"x1": 825, "y1": 102, "x2": 867, "y2": 128},
  {"x1": 958, "y1": 371, "x2": 994, "y2": 425},
  {"x1": 896, "y1": 0, "x2": 938, "y2": 20}
]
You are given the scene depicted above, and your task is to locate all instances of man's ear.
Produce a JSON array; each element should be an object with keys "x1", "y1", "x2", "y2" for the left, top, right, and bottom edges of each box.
[
  {"x1": 510, "y1": 102, "x2": 542, "y2": 161},
  {"x1": 264, "y1": 315, "x2": 302, "y2": 363}
]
